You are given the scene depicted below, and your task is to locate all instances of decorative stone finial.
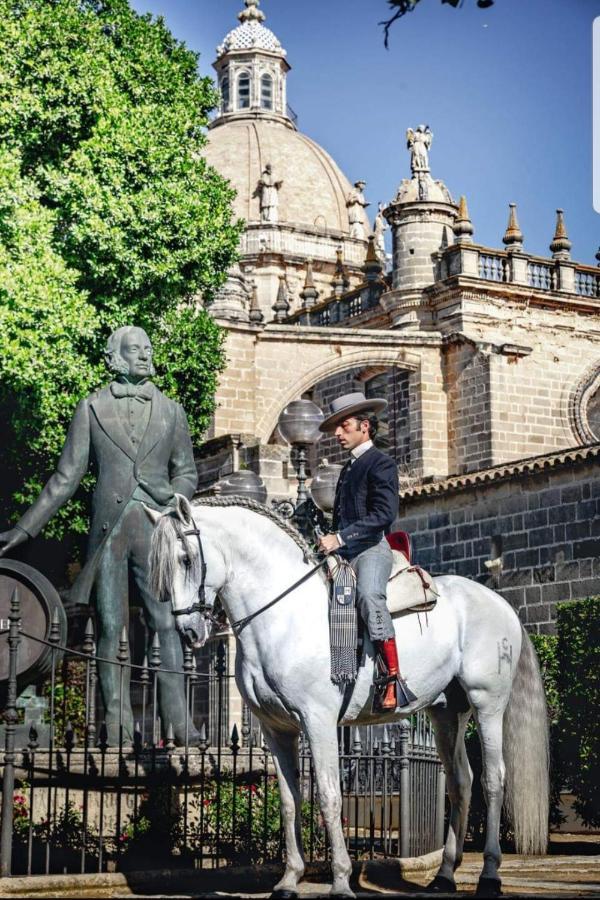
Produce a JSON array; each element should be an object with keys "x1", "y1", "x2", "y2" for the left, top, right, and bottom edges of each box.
[
  {"x1": 238, "y1": 0, "x2": 265, "y2": 24},
  {"x1": 453, "y1": 195, "x2": 474, "y2": 244},
  {"x1": 362, "y1": 234, "x2": 383, "y2": 282},
  {"x1": 549, "y1": 208, "x2": 572, "y2": 259},
  {"x1": 502, "y1": 202, "x2": 523, "y2": 250},
  {"x1": 332, "y1": 247, "x2": 348, "y2": 297},
  {"x1": 299, "y1": 259, "x2": 319, "y2": 309},
  {"x1": 272, "y1": 275, "x2": 290, "y2": 322},
  {"x1": 248, "y1": 283, "x2": 264, "y2": 324}
]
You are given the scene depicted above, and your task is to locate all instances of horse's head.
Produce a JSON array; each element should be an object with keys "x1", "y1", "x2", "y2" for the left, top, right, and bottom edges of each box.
[{"x1": 145, "y1": 495, "x2": 226, "y2": 649}]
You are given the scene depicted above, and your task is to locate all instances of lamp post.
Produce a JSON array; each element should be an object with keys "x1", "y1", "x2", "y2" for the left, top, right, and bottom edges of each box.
[{"x1": 274, "y1": 399, "x2": 325, "y2": 537}]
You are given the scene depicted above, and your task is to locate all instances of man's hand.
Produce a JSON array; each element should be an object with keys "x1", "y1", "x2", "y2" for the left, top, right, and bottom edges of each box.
[
  {"x1": 0, "y1": 527, "x2": 28, "y2": 558},
  {"x1": 318, "y1": 533, "x2": 341, "y2": 555}
]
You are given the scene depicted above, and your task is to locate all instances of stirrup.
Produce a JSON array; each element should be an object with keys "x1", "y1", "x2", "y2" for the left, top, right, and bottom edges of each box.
[{"x1": 372, "y1": 673, "x2": 417, "y2": 713}]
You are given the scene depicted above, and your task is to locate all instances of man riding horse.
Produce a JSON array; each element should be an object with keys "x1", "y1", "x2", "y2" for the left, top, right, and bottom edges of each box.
[{"x1": 317, "y1": 391, "x2": 417, "y2": 710}]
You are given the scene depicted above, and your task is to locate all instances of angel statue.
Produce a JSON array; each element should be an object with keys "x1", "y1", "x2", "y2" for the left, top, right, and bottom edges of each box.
[{"x1": 406, "y1": 125, "x2": 433, "y2": 174}]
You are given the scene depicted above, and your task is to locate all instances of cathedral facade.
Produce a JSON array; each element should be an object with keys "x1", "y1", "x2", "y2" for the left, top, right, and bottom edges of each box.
[{"x1": 200, "y1": 0, "x2": 600, "y2": 637}]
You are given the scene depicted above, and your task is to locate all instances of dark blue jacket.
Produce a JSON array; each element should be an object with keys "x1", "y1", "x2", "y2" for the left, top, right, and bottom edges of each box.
[{"x1": 332, "y1": 446, "x2": 399, "y2": 560}]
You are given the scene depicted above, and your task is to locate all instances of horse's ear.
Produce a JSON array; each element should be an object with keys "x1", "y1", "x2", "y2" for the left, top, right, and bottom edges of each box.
[
  {"x1": 174, "y1": 494, "x2": 194, "y2": 526},
  {"x1": 142, "y1": 504, "x2": 162, "y2": 526}
]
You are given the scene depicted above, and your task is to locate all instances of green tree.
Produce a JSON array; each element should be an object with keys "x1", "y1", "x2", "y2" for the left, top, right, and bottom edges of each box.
[{"x1": 0, "y1": 0, "x2": 242, "y2": 537}]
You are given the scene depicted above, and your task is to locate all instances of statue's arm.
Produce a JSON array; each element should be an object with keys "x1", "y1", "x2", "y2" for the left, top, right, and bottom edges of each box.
[
  {"x1": 169, "y1": 404, "x2": 198, "y2": 500},
  {"x1": 16, "y1": 398, "x2": 91, "y2": 539}
]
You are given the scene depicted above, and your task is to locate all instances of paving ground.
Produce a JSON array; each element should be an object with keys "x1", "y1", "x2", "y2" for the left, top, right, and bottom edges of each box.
[{"x1": 1, "y1": 837, "x2": 599, "y2": 898}]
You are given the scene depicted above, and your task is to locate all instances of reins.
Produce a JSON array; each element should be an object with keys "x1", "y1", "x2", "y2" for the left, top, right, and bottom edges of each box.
[{"x1": 171, "y1": 523, "x2": 328, "y2": 634}]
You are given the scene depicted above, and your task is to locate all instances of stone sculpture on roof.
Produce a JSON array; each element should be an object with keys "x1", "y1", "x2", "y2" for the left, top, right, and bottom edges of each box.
[
  {"x1": 256, "y1": 163, "x2": 283, "y2": 223},
  {"x1": 374, "y1": 201, "x2": 388, "y2": 262},
  {"x1": 346, "y1": 180, "x2": 369, "y2": 240},
  {"x1": 407, "y1": 125, "x2": 433, "y2": 174}
]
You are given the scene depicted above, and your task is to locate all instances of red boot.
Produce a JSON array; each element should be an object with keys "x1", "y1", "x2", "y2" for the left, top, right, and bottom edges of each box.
[{"x1": 375, "y1": 638, "x2": 417, "y2": 710}]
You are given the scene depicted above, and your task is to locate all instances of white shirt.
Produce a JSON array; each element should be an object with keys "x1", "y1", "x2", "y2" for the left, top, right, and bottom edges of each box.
[{"x1": 351, "y1": 439, "x2": 373, "y2": 460}]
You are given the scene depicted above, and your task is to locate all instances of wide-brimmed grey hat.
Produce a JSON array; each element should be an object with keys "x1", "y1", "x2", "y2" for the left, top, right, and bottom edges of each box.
[{"x1": 319, "y1": 391, "x2": 387, "y2": 433}]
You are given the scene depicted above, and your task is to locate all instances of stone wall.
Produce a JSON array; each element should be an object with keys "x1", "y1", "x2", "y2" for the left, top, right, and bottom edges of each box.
[{"x1": 397, "y1": 447, "x2": 600, "y2": 634}]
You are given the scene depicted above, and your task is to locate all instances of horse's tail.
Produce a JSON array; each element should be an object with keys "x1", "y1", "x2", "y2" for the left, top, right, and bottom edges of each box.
[{"x1": 502, "y1": 625, "x2": 549, "y2": 855}]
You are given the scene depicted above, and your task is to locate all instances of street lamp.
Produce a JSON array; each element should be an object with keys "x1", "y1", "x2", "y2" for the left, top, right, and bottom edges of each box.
[
  {"x1": 214, "y1": 470, "x2": 268, "y2": 504},
  {"x1": 277, "y1": 399, "x2": 324, "y2": 505},
  {"x1": 274, "y1": 399, "x2": 325, "y2": 538}
]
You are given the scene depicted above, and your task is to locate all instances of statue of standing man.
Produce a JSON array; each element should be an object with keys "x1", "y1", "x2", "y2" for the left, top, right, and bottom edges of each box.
[
  {"x1": 0, "y1": 326, "x2": 200, "y2": 745},
  {"x1": 256, "y1": 163, "x2": 283, "y2": 224}
]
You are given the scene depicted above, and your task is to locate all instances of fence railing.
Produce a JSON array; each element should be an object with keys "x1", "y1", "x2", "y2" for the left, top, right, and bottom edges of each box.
[{"x1": 0, "y1": 590, "x2": 445, "y2": 876}]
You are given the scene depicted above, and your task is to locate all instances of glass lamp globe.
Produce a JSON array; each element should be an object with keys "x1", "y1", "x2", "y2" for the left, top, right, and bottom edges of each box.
[{"x1": 278, "y1": 399, "x2": 324, "y2": 446}]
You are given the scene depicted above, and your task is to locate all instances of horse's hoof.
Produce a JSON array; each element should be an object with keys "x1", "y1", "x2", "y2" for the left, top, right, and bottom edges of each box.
[
  {"x1": 425, "y1": 874, "x2": 457, "y2": 893},
  {"x1": 476, "y1": 877, "x2": 502, "y2": 898},
  {"x1": 270, "y1": 891, "x2": 298, "y2": 900}
]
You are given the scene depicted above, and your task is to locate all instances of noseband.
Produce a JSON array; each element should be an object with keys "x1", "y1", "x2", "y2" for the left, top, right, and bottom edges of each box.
[{"x1": 167, "y1": 525, "x2": 219, "y2": 625}]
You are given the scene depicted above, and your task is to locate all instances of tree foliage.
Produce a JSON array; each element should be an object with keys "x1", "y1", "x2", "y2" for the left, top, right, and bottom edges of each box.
[
  {"x1": 381, "y1": 0, "x2": 495, "y2": 46},
  {"x1": 0, "y1": 0, "x2": 242, "y2": 537}
]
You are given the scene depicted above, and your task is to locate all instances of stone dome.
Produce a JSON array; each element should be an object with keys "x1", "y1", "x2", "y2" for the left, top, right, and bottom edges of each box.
[
  {"x1": 216, "y1": 20, "x2": 285, "y2": 58},
  {"x1": 203, "y1": 118, "x2": 369, "y2": 235}
]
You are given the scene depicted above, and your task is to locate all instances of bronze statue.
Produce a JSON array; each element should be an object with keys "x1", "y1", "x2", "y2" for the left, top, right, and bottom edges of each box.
[{"x1": 0, "y1": 326, "x2": 199, "y2": 744}]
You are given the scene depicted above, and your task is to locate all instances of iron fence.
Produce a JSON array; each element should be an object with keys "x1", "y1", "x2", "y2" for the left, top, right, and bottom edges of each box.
[{"x1": 0, "y1": 589, "x2": 445, "y2": 877}]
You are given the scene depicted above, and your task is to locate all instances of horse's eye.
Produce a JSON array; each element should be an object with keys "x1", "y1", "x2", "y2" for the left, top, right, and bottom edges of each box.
[{"x1": 182, "y1": 555, "x2": 191, "y2": 568}]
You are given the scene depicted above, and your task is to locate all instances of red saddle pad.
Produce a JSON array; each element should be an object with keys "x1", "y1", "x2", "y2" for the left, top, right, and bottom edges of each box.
[{"x1": 386, "y1": 530, "x2": 412, "y2": 563}]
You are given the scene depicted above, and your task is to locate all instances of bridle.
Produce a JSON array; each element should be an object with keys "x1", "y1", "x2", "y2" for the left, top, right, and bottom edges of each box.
[
  {"x1": 164, "y1": 521, "x2": 328, "y2": 634},
  {"x1": 166, "y1": 526, "x2": 221, "y2": 627}
]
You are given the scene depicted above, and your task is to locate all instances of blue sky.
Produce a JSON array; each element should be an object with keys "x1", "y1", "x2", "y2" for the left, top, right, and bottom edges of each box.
[{"x1": 130, "y1": 0, "x2": 599, "y2": 264}]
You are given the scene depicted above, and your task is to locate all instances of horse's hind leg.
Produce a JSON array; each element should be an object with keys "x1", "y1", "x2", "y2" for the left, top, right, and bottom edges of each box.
[
  {"x1": 470, "y1": 704, "x2": 506, "y2": 897},
  {"x1": 261, "y1": 725, "x2": 306, "y2": 898},
  {"x1": 426, "y1": 703, "x2": 473, "y2": 893},
  {"x1": 304, "y1": 721, "x2": 354, "y2": 898}
]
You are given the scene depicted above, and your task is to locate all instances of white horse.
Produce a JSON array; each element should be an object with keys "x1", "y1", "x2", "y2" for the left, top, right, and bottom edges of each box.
[{"x1": 146, "y1": 495, "x2": 549, "y2": 899}]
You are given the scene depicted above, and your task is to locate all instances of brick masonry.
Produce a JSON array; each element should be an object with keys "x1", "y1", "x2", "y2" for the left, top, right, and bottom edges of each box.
[{"x1": 398, "y1": 451, "x2": 600, "y2": 633}]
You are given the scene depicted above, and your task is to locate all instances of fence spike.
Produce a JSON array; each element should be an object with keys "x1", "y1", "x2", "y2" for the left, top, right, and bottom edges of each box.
[
  {"x1": 98, "y1": 721, "x2": 108, "y2": 750},
  {"x1": 83, "y1": 618, "x2": 94, "y2": 654},
  {"x1": 150, "y1": 632, "x2": 161, "y2": 668},
  {"x1": 352, "y1": 727, "x2": 362, "y2": 755},
  {"x1": 198, "y1": 722, "x2": 208, "y2": 752},
  {"x1": 140, "y1": 653, "x2": 150, "y2": 684},
  {"x1": 230, "y1": 723, "x2": 239, "y2": 753},
  {"x1": 49, "y1": 607, "x2": 61, "y2": 644},
  {"x1": 118, "y1": 626, "x2": 129, "y2": 664},
  {"x1": 133, "y1": 723, "x2": 143, "y2": 754}
]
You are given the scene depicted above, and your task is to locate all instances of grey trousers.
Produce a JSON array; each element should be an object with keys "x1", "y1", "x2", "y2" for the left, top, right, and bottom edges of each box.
[
  {"x1": 351, "y1": 538, "x2": 395, "y2": 642},
  {"x1": 95, "y1": 499, "x2": 193, "y2": 742}
]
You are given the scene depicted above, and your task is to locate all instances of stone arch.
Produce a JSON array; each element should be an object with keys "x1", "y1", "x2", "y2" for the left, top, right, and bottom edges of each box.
[
  {"x1": 257, "y1": 346, "x2": 422, "y2": 443},
  {"x1": 570, "y1": 360, "x2": 600, "y2": 444}
]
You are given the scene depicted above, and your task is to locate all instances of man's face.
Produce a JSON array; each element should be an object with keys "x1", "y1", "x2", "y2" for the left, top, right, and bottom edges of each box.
[
  {"x1": 120, "y1": 329, "x2": 153, "y2": 378},
  {"x1": 334, "y1": 416, "x2": 370, "y2": 451}
]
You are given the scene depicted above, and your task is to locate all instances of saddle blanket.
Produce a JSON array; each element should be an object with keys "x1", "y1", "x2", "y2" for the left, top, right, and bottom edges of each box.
[
  {"x1": 387, "y1": 550, "x2": 438, "y2": 616},
  {"x1": 326, "y1": 551, "x2": 438, "y2": 616}
]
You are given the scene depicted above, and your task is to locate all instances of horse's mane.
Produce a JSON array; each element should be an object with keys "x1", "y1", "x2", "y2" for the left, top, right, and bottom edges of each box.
[
  {"x1": 149, "y1": 495, "x2": 315, "y2": 600},
  {"x1": 193, "y1": 495, "x2": 313, "y2": 558}
]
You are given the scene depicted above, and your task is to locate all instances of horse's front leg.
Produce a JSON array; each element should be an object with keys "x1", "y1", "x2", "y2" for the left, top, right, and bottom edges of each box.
[
  {"x1": 304, "y1": 718, "x2": 354, "y2": 898},
  {"x1": 260, "y1": 724, "x2": 306, "y2": 899}
]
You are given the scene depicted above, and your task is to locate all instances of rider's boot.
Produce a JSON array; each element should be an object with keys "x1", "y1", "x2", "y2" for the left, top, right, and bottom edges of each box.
[{"x1": 376, "y1": 637, "x2": 417, "y2": 710}]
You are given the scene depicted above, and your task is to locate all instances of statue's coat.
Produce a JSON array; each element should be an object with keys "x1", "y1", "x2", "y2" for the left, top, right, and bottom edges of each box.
[{"x1": 17, "y1": 384, "x2": 197, "y2": 605}]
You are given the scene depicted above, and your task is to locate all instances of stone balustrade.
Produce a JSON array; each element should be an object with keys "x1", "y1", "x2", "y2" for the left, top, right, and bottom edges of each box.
[
  {"x1": 442, "y1": 242, "x2": 600, "y2": 299},
  {"x1": 240, "y1": 222, "x2": 367, "y2": 266}
]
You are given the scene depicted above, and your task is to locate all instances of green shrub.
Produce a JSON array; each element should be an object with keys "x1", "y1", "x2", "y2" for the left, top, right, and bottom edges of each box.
[{"x1": 556, "y1": 596, "x2": 600, "y2": 827}]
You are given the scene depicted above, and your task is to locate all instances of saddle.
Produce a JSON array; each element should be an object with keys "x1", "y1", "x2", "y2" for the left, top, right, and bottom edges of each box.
[{"x1": 385, "y1": 531, "x2": 438, "y2": 616}]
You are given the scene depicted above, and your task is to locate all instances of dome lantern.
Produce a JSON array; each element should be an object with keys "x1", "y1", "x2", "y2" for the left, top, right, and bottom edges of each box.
[{"x1": 212, "y1": 0, "x2": 292, "y2": 128}]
